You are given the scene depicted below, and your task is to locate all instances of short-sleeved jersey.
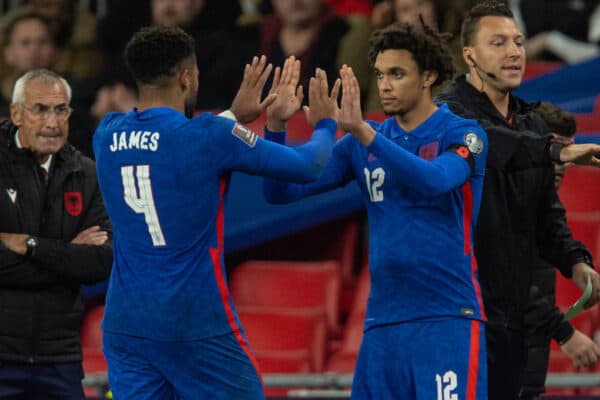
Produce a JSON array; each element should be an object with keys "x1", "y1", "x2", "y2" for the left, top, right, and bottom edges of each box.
[
  {"x1": 93, "y1": 107, "x2": 336, "y2": 340},
  {"x1": 264, "y1": 104, "x2": 488, "y2": 329}
]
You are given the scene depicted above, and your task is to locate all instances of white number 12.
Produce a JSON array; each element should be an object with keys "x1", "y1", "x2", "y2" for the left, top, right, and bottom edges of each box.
[
  {"x1": 436, "y1": 371, "x2": 458, "y2": 400},
  {"x1": 121, "y1": 165, "x2": 166, "y2": 246}
]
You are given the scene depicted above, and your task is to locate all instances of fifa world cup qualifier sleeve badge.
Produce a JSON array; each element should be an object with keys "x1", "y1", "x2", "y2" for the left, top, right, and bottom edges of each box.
[{"x1": 232, "y1": 123, "x2": 258, "y2": 147}]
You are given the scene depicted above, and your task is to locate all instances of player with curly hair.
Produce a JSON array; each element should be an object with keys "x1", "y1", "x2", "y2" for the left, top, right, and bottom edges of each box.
[{"x1": 264, "y1": 21, "x2": 489, "y2": 399}]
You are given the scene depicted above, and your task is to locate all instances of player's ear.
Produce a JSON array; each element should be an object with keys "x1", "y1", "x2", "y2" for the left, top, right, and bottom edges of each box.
[
  {"x1": 463, "y1": 47, "x2": 474, "y2": 67},
  {"x1": 422, "y1": 70, "x2": 438, "y2": 88},
  {"x1": 179, "y1": 68, "x2": 191, "y2": 92},
  {"x1": 10, "y1": 103, "x2": 23, "y2": 127}
]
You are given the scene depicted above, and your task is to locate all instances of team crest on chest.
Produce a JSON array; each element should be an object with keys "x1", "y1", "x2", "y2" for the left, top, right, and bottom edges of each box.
[
  {"x1": 64, "y1": 192, "x2": 82, "y2": 216},
  {"x1": 418, "y1": 141, "x2": 439, "y2": 161}
]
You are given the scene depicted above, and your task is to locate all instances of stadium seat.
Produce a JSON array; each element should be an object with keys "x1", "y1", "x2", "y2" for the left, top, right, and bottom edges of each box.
[
  {"x1": 565, "y1": 213, "x2": 600, "y2": 260},
  {"x1": 559, "y1": 166, "x2": 600, "y2": 213},
  {"x1": 556, "y1": 273, "x2": 585, "y2": 308},
  {"x1": 522, "y1": 61, "x2": 563, "y2": 81},
  {"x1": 231, "y1": 260, "x2": 342, "y2": 336},
  {"x1": 240, "y1": 110, "x2": 348, "y2": 144},
  {"x1": 325, "y1": 221, "x2": 360, "y2": 290},
  {"x1": 326, "y1": 265, "x2": 370, "y2": 373},
  {"x1": 80, "y1": 305, "x2": 107, "y2": 374},
  {"x1": 546, "y1": 350, "x2": 576, "y2": 396},
  {"x1": 237, "y1": 306, "x2": 328, "y2": 373}
]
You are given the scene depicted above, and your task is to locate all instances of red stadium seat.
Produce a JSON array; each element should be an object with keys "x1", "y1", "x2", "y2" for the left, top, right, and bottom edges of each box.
[
  {"x1": 231, "y1": 260, "x2": 342, "y2": 336},
  {"x1": 239, "y1": 110, "x2": 348, "y2": 143},
  {"x1": 326, "y1": 265, "x2": 370, "y2": 373},
  {"x1": 558, "y1": 166, "x2": 600, "y2": 213},
  {"x1": 80, "y1": 305, "x2": 107, "y2": 374},
  {"x1": 237, "y1": 306, "x2": 328, "y2": 373},
  {"x1": 565, "y1": 213, "x2": 600, "y2": 261},
  {"x1": 522, "y1": 61, "x2": 563, "y2": 81},
  {"x1": 546, "y1": 350, "x2": 576, "y2": 396},
  {"x1": 325, "y1": 221, "x2": 360, "y2": 290}
]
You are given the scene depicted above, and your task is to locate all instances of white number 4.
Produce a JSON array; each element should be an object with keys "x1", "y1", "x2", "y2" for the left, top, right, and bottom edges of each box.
[
  {"x1": 363, "y1": 167, "x2": 385, "y2": 202},
  {"x1": 121, "y1": 165, "x2": 166, "y2": 246},
  {"x1": 436, "y1": 370, "x2": 458, "y2": 400}
]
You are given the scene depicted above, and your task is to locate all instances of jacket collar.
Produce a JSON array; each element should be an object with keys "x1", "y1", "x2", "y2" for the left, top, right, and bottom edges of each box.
[
  {"x1": 446, "y1": 76, "x2": 536, "y2": 127},
  {"x1": 0, "y1": 119, "x2": 81, "y2": 172}
]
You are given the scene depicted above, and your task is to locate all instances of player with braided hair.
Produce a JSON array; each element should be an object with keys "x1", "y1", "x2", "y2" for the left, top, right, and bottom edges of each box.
[{"x1": 264, "y1": 21, "x2": 489, "y2": 399}]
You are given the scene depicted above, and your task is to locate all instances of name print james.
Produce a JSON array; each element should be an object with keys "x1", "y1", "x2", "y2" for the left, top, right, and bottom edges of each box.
[{"x1": 110, "y1": 131, "x2": 160, "y2": 152}]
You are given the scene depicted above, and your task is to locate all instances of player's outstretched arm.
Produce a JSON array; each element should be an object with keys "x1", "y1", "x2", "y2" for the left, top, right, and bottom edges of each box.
[
  {"x1": 265, "y1": 56, "x2": 303, "y2": 132},
  {"x1": 229, "y1": 55, "x2": 277, "y2": 124},
  {"x1": 339, "y1": 65, "x2": 486, "y2": 197}
]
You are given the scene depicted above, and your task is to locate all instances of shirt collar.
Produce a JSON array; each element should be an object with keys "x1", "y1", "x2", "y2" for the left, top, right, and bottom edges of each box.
[
  {"x1": 388, "y1": 104, "x2": 447, "y2": 139},
  {"x1": 14, "y1": 129, "x2": 53, "y2": 172}
]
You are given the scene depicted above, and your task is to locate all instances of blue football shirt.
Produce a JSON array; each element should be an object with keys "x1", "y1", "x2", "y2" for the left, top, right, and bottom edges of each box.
[
  {"x1": 93, "y1": 107, "x2": 336, "y2": 340},
  {"x1": 264, "y1": 104, "x2": 488, "y2": 329}
]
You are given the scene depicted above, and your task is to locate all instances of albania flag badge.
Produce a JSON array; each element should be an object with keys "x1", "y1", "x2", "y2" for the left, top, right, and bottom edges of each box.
[{"x1": 64, "y1": 192, "x2": 82, "y2": 216}]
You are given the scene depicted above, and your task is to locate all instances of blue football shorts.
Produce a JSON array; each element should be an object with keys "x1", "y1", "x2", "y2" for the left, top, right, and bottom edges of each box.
[
  {"x1": 103, "y1": 330, "x2": 264, "y2": 399},
  {"x1": 351, "y1": 318, "x2": 487, "y2": 400}
]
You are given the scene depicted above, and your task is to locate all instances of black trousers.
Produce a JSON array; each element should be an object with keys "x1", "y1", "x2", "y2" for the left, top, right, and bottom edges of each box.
[
  {"x1": 0, "y1": 361, "x2": 85, "y2": 400},
  {"x1": 520, "y1": 334, "x2": 550, "y2": 400},
  {"x1": 486, "y1": 321, "x2": 528, "y2": 400}
]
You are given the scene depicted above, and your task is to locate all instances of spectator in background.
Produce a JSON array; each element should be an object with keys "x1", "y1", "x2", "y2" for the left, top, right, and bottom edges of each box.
[
  {"x1": 0, "y1": 11, "x2": 55, "y2": 118},
  {"x1": 0, "y1": 68, "x2": 112, "y2": 399},
  {"x1": 365, "y1": 0, "x2": 478, "y2": 111},
  {"x1": 512, "y1": 0, "x2": 600, "y2": 64},
  {"x1": 521, "y1": 102, "x2": 600, "y2": 400},
  {"x1": 0, "y1": 9, "x2": 97, "y2": 158},
  {"x1": 17, "y1": 0, "x2": 104, "y2": 79},
  {"x1": 92, "y1": 0, "x2": 247, "y2": 115},
  {"x1": 258, "y1": 0, "x2": 371, "y2": 105}
]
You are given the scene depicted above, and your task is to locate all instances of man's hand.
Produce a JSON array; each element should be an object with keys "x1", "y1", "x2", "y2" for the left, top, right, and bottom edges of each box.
[
  {"x1": 560, "y1": 143, "x2": 600, "y2": 167},
  {"x1": 0, "y1": 232, "x2": 28, "y2": 255},
  {"x1": 266, "y1": 56, "x2": 304, "y2": 132},
  {"x1": 302, "y1": 68, "x2": 340, "y2": 127},
  {"x1": 339, "y1": 65, "x2": 376, "y2": 146},
  {"x1": 572, "y1": 263, "x2": 600, "y2": 307},
  {"x1": 71, "y1": 226, "x2": 108, "y2": 246},
  {"x1": 230, "y1": 55, "x2": 277, "y2": 124},
  {"x1": 560, "y1": 329, "x2": 600, "y2": 368}
]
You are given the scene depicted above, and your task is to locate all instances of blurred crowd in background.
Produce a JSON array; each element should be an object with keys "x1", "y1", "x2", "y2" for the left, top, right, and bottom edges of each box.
[{"x1": 0, "y1": 0, "x2": 598, "y2": 158}]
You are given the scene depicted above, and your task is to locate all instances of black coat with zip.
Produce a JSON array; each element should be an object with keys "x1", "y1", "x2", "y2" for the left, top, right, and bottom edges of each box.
[
  {"x1": 0, "y1": 120, "x2": 112, "y2": 364},
  {"x1": 436, "y1": 76, "x2": 593, "y2": 329}
]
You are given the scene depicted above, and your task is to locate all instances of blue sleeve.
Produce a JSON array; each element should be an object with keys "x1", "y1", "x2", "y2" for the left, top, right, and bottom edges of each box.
[
  {"x1": 208, "y1": 115, "x2": 337, "y2": 183},
  {"x1": 263, "y1": 135, "x2": 355, "y2": 204},
  {"x1": 366, "y1": 124, "x2": 488, "y2": 198}
]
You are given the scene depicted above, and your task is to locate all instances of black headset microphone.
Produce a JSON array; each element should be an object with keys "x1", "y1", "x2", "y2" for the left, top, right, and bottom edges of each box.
[{"x1": 468, "y1": 55, "x2": 497, "y2": 79}]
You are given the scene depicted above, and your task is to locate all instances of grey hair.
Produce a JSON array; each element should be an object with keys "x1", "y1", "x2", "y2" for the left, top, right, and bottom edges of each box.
[{"x1": 11, "y1": 69, "x2": 72, "y2": 108}]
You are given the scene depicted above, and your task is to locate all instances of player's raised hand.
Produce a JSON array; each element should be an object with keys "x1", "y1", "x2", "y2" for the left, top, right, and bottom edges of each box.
[
  {"x1": 266, "y1": 56, "x2": 303, "y2": 131},
  {"x1": 230, "y1": 55, "x2": 277, "y2": 124},
  {"x1": 302, "y1": 68, "x2": 340, "y2": 127},
  {"x1": 339, "y1": 65, "x2": 376, "y2": 146}
]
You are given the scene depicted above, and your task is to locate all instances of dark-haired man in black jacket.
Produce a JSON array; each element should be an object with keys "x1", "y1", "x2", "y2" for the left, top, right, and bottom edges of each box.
[
  {"x1": 436, "y1": 2, "x2": 600, "y2": 399},
  {"x1": 0, "y1": 69, "x2": 112, "y2": 399}
]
